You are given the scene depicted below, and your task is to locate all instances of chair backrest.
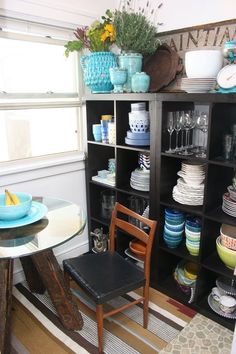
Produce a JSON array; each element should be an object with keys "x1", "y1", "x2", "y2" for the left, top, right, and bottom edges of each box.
[{"x1": 109, "y1": 202, "x2": 157, "y2": 280}]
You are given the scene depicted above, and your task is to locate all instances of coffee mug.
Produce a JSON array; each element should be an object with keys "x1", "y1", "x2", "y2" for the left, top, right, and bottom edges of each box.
[{"x1": 92, "y1": 124, "x2": 102, "y2": 142}]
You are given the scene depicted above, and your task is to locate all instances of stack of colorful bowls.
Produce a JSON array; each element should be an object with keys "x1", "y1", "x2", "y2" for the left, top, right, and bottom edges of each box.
[
  {"x1": 174, "y1": 261, "x2": 197, "y2": 296},
  {"x1": 163, "y1": 209, "x2": 185, "y2": 248},
  {"x1": 220, "y1": 223, "x2": 236, "y2": 251},
  {"x1": 185, "y1": 217, "x2": 201, "y2": 256},
  {"x1": 216, "y1": 236, "x2": 236, "y2": 269}
]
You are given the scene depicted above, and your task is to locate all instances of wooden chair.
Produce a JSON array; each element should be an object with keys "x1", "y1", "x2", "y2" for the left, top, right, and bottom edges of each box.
[{"x1": 63, "y1": 202, "x2": 157, "y2": 353}]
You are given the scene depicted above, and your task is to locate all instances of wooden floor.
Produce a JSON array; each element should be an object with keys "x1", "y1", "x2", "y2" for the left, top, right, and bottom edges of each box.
[
  {"x1": 12, "y1": 298, "x2": 74, "y2": 354},
  {"x1": 11, "y1": 284, "x2": 194, "y2": 354}
]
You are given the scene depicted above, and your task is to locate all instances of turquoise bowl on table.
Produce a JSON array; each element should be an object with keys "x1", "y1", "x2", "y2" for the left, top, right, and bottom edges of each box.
[{"x1": 0, "y1": 192, "x2": 32, "y2": 221}]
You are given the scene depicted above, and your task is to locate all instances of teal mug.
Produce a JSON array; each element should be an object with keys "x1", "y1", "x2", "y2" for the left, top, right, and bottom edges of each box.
[{"x1": 92, "y1": 124, "x2": 102, "y2": 142}]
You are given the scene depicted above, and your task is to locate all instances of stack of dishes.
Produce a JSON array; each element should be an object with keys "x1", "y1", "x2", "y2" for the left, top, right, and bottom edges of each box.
[
  {"x1": 138, "y1": 152, "x2": 150, "y2": 170},
  {"x1": 173, "y1": 161, "x2": 206, "y2": 205},
  {"x1": 125, "y1": 102, "x2": 150, "y2": 146},
  {"x1": 220, "y1": 223, "x2": 236, "y2": 250},
  {"x1": 228, "y1": 185, "x2": 236, "y2": 201},
  {"x1": 163, "y1": 208, "x2": 185, "y2": 248},
  {"x1": 185, "y1": 217, "x2": 201, "y2": 256},
  {"x1": 130, "y1": 168, "x2": 150, "y2": 191},
  {"x1": 216, "y1": 236, "x2": 236, "y2": 270},
  {"x1": 208, "y1": 277, "x2": 236, "y2": 319},
  {"x1": 180, "y1": 77, "x2": 216, "y2": 93},
  {"x1": 173, "y1": 260, "x2": 197, "y2": 296},
  {"x1": 222, "y1": 192, "x2": 236, "y2": 217}
]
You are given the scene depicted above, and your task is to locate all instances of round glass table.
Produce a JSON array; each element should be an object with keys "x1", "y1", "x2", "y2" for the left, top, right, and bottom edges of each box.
[{"x1": 0, "y1": 197, "x2": 86, "y2": 354}]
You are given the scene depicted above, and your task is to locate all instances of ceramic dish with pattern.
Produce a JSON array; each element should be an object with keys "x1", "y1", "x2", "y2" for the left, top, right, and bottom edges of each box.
[{"x1": 208, "y1": 293, "x2": 236, "y2": 319}]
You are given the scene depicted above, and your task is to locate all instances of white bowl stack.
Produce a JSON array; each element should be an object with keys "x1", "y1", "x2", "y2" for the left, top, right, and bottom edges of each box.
[
  {"x1": 173, "y1": 161, "x2": 206, "y2": 205},
  {"x1": 125, "y1": 102, "x2": 150, "y2": 146},
  {"x1": 181, "y1": 49, "x2": 223, "y2": 93}
]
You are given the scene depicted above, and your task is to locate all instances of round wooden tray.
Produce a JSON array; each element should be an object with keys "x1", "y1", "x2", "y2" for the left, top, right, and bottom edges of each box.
[{"x1": 143, "y1": 44, "x2": 183, "y2": 92}]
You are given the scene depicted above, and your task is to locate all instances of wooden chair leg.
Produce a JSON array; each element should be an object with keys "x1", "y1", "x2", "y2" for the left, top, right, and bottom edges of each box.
[
  {"x1": 96, "y1": 304, "x2": 104, "y2": 353},
  {"x1": 143, "y1": 284, "x2": 149, "y2": 329}
]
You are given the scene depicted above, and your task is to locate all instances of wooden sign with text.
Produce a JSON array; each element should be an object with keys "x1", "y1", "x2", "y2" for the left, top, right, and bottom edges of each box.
[{"x1": 157, "y1": 19, "x2": 236, "y2": 90}]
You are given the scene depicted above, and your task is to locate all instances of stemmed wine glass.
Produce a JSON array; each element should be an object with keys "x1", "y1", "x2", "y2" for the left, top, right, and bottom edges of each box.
[
  {"x1": 196, "y1": 112, "x2": 208, "y2": 158},
  {"x1": 191, "y1": 110, "x2": 202, "y2": 153},
  {"x1": 178, "y1": 111, "x2": 195, "y2": 155},
  {"x1": 174, "y1": 111, "x2": 182, "y2": 152},
  {"x1": 178, "y1": 111, "x2": 185, "y2": 152},
  {"x1": 165, "y1": 112, "x2": 175, "y2": 153}
]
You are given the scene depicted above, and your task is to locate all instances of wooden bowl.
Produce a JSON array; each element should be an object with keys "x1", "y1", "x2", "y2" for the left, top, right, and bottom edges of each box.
[{"x1": 129, "y1": 239, "x2": 146, "y2": 257}]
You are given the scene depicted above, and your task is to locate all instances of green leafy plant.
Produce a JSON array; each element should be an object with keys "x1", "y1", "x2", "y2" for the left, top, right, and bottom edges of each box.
[
  {"x1": 113, "y1": 1, "x2": 162, "y2": 55},
  {"x1": 64, "y1": 10, "x2": 115, "y2": 57}
]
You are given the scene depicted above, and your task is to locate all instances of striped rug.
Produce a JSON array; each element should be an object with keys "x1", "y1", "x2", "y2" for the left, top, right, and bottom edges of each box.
[{"x1": 13, "y1": 282, "x2": 196, "y2": 353}]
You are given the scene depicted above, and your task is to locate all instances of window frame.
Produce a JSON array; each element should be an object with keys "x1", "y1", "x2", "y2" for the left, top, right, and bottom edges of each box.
[{"x1": 0, "y1": 17, "x2": 86, "y2": 169}]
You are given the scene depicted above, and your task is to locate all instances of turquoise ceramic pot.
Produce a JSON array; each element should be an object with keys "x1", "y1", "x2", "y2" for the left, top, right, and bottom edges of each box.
[
  {"x1": 118, "y1": 53, "x2": 143, "y2": 93},
  {"x1": 109, "y1": 67, "x2": 127, "y2": 92},
  {"x1": 80, "y1": 52, "x2": 117, "y2": 93},
  {"x1": 131, "y1": 72, "x2": 150, "y2": 93}
]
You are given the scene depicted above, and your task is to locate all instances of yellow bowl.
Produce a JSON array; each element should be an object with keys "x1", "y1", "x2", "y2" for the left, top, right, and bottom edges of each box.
[
  {"x1": 216, "y1": 236, "x2": 236, "y2": 270},
  {"x1": 184, "y1": 262, "x2": 198, "y2": 280}
]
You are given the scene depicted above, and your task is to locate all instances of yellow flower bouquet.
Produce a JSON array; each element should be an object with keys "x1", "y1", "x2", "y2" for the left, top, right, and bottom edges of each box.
[{"x1": 65, "y1": 10, "x2": 116, "y2": 56}]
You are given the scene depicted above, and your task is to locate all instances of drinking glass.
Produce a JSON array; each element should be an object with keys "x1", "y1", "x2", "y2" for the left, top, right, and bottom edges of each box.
[
  {"x1": 223, "y1": 134, "x2": 233, "y2": 160},
  {"x1": 196, "y1": 112, "x2": 208, "y2": 158},
  {"x1": 178, "y1": 111, "x2": 195, "y2": 155},
  {"x1": 174, "y1": 111, "x2": 182, "y2": 152},
  {"x1": 165, "y1": 112, "x2": 175, "y2": 153},
  {"x1": 191, "y1": 110, "x2": 201, "y2": 153},
  {"x1": 178, "y1": 111, "x2": 185, "y2": 152}
]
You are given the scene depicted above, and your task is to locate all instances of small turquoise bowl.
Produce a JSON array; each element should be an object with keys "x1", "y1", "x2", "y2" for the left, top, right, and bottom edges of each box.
[
  {"x1": 164, "y1": 226, "x2": 184, "y2": 237},
  {"x1": 165, "y1": 216, "x2": 185, "y2": 224},
  {"x1": 163, "y1": 234, "x2": 182, "y2": 248},
  {"x1": 185, "y1": 225, "x2": 201, "y2": 233},
  {"x1": 0, "y1": 192, "x2": 32, "y2": 220},
  {"x1": 165, "y1": 221, "x2": 185, "y2": 232}
]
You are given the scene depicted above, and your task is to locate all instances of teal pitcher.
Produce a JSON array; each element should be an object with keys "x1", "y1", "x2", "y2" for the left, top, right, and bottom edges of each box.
[{"x1": 80, "y1": 52, "x2": 117, "y2": 93}]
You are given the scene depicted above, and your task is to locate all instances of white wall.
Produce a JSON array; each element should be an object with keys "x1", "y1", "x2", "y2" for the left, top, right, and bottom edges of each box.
[
  {"x1": 0, "y1": 0, "x2": 118, "y2": 27},
  {"x1": 0, "y1": 0, "x2": 235, "y2": 30},
  {"x1": 157, "y1": 0, "x2": 236, "y2": 33}
]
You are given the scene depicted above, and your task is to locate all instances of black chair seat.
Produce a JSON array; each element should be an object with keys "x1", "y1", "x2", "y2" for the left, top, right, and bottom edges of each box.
[{"x1": 63, "y1": 251, "x2": 145, "y2": 304}]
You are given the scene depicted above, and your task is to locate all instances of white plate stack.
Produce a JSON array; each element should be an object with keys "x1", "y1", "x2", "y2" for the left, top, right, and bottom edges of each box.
[
  {"x1": 172, "y1": 161, "x2": 206, "y2": 205},
  {"x1": 222, "y1": 192, "x2": 236, "y2": 217},
  {"x1": 130, "y1": 168, "x2": 150, "y2": 191},
  {"x1": 180, "y1": 77, "x2": 216, "y2": 93}
]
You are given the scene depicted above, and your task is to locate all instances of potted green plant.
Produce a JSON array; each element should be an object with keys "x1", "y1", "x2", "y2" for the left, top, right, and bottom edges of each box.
[
  {"x1": 113, "y1": 1, "x2": 161, "y2": 92},
  {"x1": 64, "y1": 10, "x2": 117, "y2": 93}
]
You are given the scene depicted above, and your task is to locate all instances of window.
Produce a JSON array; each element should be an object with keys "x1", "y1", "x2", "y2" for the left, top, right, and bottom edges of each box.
[{"x1": 0, "y1": 19, "x2": 84, "y2": 163}]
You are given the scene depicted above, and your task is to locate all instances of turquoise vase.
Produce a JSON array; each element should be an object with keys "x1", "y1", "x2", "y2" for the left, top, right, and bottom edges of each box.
[
  {"x1": 80, "y1": 52, "x2": 117, "y2": 93},
  {"x1": 131, "y1": 72, "x2": 150, "y2": 93},
  {"x1": 109, "y1": 67, "x2": 127, "y2": 92},
  {"x1": 118, "y1": 53, "x2": 143, "y2": 93}
]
